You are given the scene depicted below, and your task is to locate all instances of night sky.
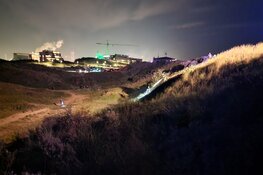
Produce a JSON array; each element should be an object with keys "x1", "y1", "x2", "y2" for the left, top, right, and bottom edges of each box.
[{"x1": 0, "y1": 0, "x2": 262, "y2": 61}]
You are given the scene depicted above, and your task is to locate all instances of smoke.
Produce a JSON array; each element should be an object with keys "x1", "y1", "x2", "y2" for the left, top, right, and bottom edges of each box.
[{"x1": 35, "y1": 40, "x2": 64, "y2": 52}]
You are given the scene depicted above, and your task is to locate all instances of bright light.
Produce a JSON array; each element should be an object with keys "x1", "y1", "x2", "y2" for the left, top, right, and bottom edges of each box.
[
  {"x1": 96, "y1": 52, "x2": 104, "y2": 59},
  {"x1": 133, "y1": 78, "x2": 163, "y2": 101}
]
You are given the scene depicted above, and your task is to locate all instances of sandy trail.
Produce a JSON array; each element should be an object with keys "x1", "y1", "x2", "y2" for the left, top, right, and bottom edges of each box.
[
  {"x1": 0, "y1": 91, "x2": 87, "y2": 141},
  {"x1": 0, "y1": 87, "x2": 125, "y2": 142},
  {"x1": 0, "y1": 108, "x2": 49, "y2": 127}
]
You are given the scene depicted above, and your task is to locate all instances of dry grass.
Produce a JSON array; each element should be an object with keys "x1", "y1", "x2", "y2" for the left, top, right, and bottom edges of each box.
[
  {"x1": 73, "y1": 88, "x2": 128, "y2": 114},
  {"x1": 158, "y1": 43, "x2": 263, "y2": 99},
  {"x1": 0, "y1": 82, "x2": 68, "y2": 118},
  {"x1": 0, "y1": 61, "x2": 127, "y2": 90},
  {"x1": 182, "y1": 43, "x2": 263, "y2": 83},
  {"x1": 0, "y1": 86, "x2": 128, "y2": 142}
]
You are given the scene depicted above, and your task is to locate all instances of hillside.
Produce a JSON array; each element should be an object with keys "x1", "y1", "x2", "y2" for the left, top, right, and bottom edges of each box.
[
  {"x1": 0, "y1": 82, "x2": 68, "y2": 119},
  {"x1": 0, "y1": 60, "x2": 171, "y2": 141},
  {"x1": 1, "y1": 43, "x2": 263, "y2": 174},
  {"x1": 0, "y1": 61, "x2": 170, "y2": 91},
  {"x1": 122, "y1": 61, "x2": 184, "y2": 88},
  {"x1": 141, "y1": 43, "x2": 263, "y2": 101},
  {"x1": 0, "y1": 61, "x2": 126, "y2": 90},
  {"x1": 0, "y1": 59, "x2": 7, "y2": 62},
  {"x1": 149, "y1": 43, "x2": 263, "y2": 101}
]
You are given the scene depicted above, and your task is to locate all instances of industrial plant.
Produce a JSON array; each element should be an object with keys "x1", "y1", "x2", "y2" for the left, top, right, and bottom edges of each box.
[
  {"x1": 13, "y1": 50, "x2": 64, "y2": 62},
  {"x1": 11, "y1": 40, "x2": 144, "y2": 72}
]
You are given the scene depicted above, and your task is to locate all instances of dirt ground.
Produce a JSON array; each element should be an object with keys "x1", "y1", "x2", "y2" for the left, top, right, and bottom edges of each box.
[{"x1": 0, "y1": 88, "x2": 127, "y2": 142}]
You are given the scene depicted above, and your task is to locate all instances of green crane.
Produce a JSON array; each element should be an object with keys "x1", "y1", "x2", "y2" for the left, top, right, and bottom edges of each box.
[{"x1": 96, "y1": 40, "x2": 137, "y2": 59}]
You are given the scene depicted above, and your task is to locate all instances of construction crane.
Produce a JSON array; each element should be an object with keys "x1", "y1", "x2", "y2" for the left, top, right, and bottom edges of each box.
[{"x1": 96, "y1": 40, "x2": 138, "y2": 58}]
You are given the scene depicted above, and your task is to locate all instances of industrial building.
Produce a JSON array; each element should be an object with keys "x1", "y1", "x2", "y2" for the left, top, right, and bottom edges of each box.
[
  {"x1": 13, "y1": 50, "x2": 63, "y2": 62},
  {"x1": 13, "y1": 53, "x2": 32, "y2": 61},
  {"x1": 74, "y1": 54, "x2": 142, "y2": 69},
  {"x1": 109, "y1": 54, "x2": 142, "y2": 64},
  {"x1": 152, "y1": 56, "x2": 177, "y2": 63},
  {"x1": 39, "y1": 50, "x2": 63, "y2": 62}
]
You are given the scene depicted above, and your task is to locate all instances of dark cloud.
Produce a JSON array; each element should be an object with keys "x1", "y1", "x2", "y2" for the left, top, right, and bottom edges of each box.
[
  {"x1": 0, "y1": 0, "x2": 262, "y2": 61},
  {"x1": 173, "y1": 22, "x2": 205, "y2": 29},
  {"x1": 2, "y1": 0, "x2": 185, "y2": 30}
]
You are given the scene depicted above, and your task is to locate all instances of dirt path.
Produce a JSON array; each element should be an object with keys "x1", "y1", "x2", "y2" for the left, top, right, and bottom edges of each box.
[
  {"x1": 0, "y1": 87, "x2": 126, "y2": 142},
  {"x1": 0, "y1": 108, "x2": 49, "y2": 128},
  {"x1": 0, "y1": 90, "x2": 87, "y2": 142}
]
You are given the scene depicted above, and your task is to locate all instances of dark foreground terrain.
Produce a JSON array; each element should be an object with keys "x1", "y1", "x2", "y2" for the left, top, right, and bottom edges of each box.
[{"x1": 1, "y1": 44, "x2": 263, "y2": 174}]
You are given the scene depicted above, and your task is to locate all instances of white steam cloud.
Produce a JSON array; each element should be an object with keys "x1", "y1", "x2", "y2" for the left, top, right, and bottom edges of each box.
[{"x1": 35, "y1": 40, "x2": 64, "y2": 52}]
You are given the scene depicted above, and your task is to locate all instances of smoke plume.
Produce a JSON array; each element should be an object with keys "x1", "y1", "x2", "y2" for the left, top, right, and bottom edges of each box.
[{"x1": 35, "y1": 40, "x2": 64, "y2": 52}]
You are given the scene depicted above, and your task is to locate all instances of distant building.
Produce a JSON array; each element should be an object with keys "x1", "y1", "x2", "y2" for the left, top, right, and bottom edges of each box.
[
  {"x1": 152, "y1": 56, "x2": 177, "y2": 63},
  {"x1": 109, "y1": 54, "x2": 142, "y2": 64},
  {"x1": 39, "y1": 50, "x2": 63, "y2": 62},
  {"x1": 31, "y1": 52, "x2": 40, "y2": 61},
  {"x1": 74, "y1": 57, "x2": 98, "y2": 65},
  {"x1": 13, "y1": 50, "x2": 63, "y2": 62},
  {"x1": 13, "y1": 53, "x2": 32, "y2": 61}
]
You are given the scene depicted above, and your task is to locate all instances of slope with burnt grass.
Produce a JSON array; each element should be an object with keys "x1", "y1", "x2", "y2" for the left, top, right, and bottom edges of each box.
[{"x1": 1, "y1": 43, "x2": 263, "y2": 175}]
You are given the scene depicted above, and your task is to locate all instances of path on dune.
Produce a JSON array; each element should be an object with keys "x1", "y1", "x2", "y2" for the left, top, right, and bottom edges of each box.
[{"x1": 0, "y1": 91, "x2": 87, "y2": 142}]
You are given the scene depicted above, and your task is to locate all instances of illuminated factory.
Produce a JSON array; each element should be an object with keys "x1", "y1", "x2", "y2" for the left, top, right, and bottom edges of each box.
[
  {"x1": 13, "y1": 50, "x2": 64, "y2": 62},
  {"x1": 109, "y1": 54, "x2": 142, "y2": 64},
  {"x1": 38, "y1": 50, "x2": 63, "y2": 62},
  {"x1": 93, "y1": 41, "x2": 142, "y2": 67},
  {"x1": 75, "y1": 53, "x2": 142, "y2": 69}
]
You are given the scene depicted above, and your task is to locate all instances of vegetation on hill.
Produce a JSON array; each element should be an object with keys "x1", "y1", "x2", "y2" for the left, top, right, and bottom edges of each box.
[
  {"x1": 74, "y1": 57, "x2": 97, "y2": 63},
  {"x1": 0, "y1": 58, "x2": 7, "y2": 62},
  {"x1": 122, "y1": 61, "x2": 182, "y2": 88},
  {"x1": 121, "y1": 61, "x2": 184, "y2": 98},
  {"x1": 0, "y1": 82, "x2": 67, "y2": 119},
  {"x1": 1, "y1": 43, "x2": 263, "y2": 174},
  {"x1": 0, "y1": 62, "x2": 126, "y2": 90},
  {"x1": 145, "y1": 43, "x2": 263, "y2": 101}
]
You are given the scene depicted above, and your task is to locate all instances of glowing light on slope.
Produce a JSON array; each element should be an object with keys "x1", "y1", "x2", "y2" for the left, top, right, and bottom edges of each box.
[{"x1": 133, "y1": 78, "x2": 163, "y2": 101}]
